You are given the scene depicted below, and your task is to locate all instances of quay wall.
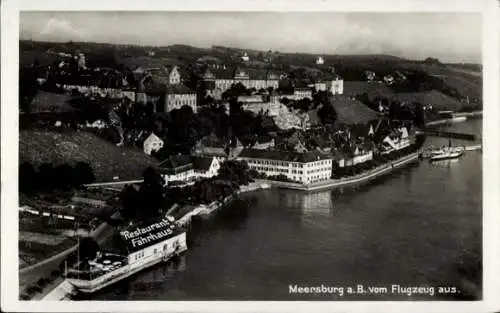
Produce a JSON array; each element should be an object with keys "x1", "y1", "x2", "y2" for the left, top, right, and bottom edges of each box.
[{"x1": 260, "y1": 152, "x2": 419, "y2": 192}]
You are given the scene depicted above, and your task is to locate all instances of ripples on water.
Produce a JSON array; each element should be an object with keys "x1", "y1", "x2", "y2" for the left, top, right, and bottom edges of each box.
[{"x1": 84, "y1": 119, "x2": 482, "y2": 301}]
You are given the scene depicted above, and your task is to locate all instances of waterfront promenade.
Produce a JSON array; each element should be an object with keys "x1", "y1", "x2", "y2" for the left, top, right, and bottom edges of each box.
[{"x1": 260, "y1": 152, "x2": 420, "y2": 192}]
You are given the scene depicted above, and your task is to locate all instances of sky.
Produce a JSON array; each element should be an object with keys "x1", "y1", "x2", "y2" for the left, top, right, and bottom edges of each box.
[{"x1": 19, "y1": 12, "x2": 482, "y2": 63}]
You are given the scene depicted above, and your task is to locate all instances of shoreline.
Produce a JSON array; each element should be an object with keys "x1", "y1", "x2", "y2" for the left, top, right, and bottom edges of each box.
[{"x1": 257, "y1": 152, "x2": 420, "y2": 192}]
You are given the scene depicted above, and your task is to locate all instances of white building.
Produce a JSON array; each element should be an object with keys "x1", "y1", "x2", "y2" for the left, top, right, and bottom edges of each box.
[
  {"x1": 352, "y1": 146, "x2": 374, "y2": 165},
  {"x1": 238, "y1": 149, "x2": 333, "y2": 185},
  {"x1": 381, "y1": 127, "x2": 411, "y2": 154},
  {"x1": 158, "y1": 155, "x2": 221, "y2": 185},
  {"x1": 253, "y1": 138, "x2": 275, "y2": 150},
  {"x1": 309, "y1": 82, "x2": 327, "y2": 92},
  {"x1": 193, "y1": 156, "x2": 221, "y2": 179},
  {"x1": 332, "y1": 142, "x2": 374, "y2": 168},
  {"x1": 66, "y1": 217, "x2": 187, "y2": 293},
  {"x1": 143, "y1": 133, "x2": 164, "y2": 155},
  {"x1": 241, "y1": 52, "x2": 250, "y2": 62},
  {"x1": 293, "y1": 88, "x2": 313, "y2": 100},
  {"x1": 383, "y1": 75, "x2": 395, "y2": 85},
  {"x1": 365, "y1": 71, "x2": 376, "y2": 81},
  {"x1": 316, "y1": 56, "x2": 325, "y2": 65},
  {"x1": 330, "y1": 77, "x2": 344, "y2": 95}
]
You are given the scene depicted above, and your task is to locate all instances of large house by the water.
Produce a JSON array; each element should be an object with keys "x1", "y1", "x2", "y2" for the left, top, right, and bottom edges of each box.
[
  {"x1": 65, "y1": 217, "x2": 187, "y2": 293},
  {"x1": 238, "y1": 149, "x2": 333, "y2": 184},
  {"x1": 158, "y1": 155, "x2": 222, "y2": 186}
]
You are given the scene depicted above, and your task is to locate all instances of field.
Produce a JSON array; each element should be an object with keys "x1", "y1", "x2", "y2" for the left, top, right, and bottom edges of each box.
[
  {"x1": 20, "y1": 231, "x2": 68, "y2": 246},
  {"x1": 343, "y1": 81, "x2": 394, "y2": 99},
  {"x1": 329, "y1": 98, "x2": 379, "y2": 124},
  {"x1": 391, "y1": 90, "x2": 463, "y2": 111},
  {"x1": 400, "y1": 63, "x2": 482, "y2": 101},
  {"x1": 19, "y1": 236, "x2": 76, "y2": 267},
  {"x1": 19, "y1": 130, "x2": 159, "y2": 182},
  {"x1": 29, "y1": 91, "x2": 75, "y2": 114}
]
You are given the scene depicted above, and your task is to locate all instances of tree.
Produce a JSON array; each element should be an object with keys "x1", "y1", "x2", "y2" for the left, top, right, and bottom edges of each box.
[
  {"x1": 221, "y1": 82, "x2": 249, "y2": 100},
  {"x1": 19, "y1": 162, "x2": 37, "y2": 194},
  {"x1": 217, "y1": 160, "x2": 251, "y2": 186},
  {"x1": 280, "y1": 97, "x2": 291, "y2": 106},
  {"x1": 296, "y1": 98, "x2": 312, "y2": 112},
  {"x1": 120, "y1": 184, "x2": 139, "y2": 220},
  {"x1": 73, "y1": 162, "x2": 96, "y2": 186},
  {"x1": 37, "y1": 163, "x2": 55, "y2": 190},
  {"x1": 53, "y1": 164, "x2": 75, "y2": 190},
  {"x1": 194, "y1": 179, "x2": 218, "y2": 204},
  {"x1": 317, "y1": 103, "x2": 337, "y2": 125},
  {"x1": 19, "y1": 67, "x2": 40, "y2": 114},
  {"x1": 138, "y1": 167, "x2": 166, "y2": 218},
  {"x1": 413, "y1": 102, "x2": 426, "y2": 127},
  {"x1": 78, "y1": 237, "x2": 100, "y2": 261}
]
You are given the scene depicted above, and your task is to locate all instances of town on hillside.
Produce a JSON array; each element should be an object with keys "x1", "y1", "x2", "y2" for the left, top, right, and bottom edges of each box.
[{"x1": 18, "y1": 37, "x2": 483, "y2": 301}]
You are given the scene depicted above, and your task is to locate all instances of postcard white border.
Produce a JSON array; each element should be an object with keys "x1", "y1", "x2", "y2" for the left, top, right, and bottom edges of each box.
[{"x1": 2, "y1": 0, "x2": 500, "y2": 312}]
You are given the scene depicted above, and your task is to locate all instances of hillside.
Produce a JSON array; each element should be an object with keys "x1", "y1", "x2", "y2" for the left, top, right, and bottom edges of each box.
[
  {"x1": 343, "y1": 81, "x2": 394, "y2": 98},
  {"x1": 398, "y1": 63, "x2": 482, "y2": 101},
  {"x1": 20, "y1": 40, "x2": 482, "y2": 105},
  {"x1": 329, "y1": 97, "x2": 379, "y2": 124},
  {"x1": 19, "y1": 130, "x2": 159, "y2": 182},
  {"x1": 391, "y1": 89, "x2": 463, "y2": 111}
]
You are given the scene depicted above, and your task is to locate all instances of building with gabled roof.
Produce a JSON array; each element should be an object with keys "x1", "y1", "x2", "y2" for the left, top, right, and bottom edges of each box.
[
  {"x1": 143, "y1": 132, "x2": 164, "y2": 155},
  {"x1": 157, "y1": 154, "x2": 221, "y2": 185},
  {"x1": 137, "y1": 74, "x2": 196, "y2": 113}
]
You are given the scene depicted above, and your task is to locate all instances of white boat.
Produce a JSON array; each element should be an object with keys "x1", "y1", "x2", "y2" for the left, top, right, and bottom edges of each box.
[
  {"x1": 66, "y1": 216, "x2": 187, "y2": 293},
  {"x1": 429, "y1": 146, "x2": 464, "y2": 162}
]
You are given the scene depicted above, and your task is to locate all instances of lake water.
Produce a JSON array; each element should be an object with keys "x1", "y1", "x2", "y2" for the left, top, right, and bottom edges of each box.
[{"x1": 83, "y1": 119, "x2": 482, "y2": 301}]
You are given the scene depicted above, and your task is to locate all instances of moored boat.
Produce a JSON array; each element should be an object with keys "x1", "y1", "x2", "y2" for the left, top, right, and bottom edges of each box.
[{"x1": 429, "y1": 142, "x2": 464, "y2": 162}]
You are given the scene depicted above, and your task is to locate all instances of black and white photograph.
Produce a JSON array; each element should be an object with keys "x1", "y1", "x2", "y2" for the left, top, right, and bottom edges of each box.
[{"x1": 2, "y1": 0, "x2": 500, "y2": 312}]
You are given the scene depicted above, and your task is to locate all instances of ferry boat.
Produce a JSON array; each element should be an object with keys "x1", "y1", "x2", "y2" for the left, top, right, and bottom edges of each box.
[
  {"x1": 65, "y1": 216, "x2": 187, "y2": 293},
  {"x1": 429, "y1": 141, "x2": 465, "y2": 162}
]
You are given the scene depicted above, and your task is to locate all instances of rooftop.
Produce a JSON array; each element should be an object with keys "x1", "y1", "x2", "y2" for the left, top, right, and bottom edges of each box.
[
  {"x1": 159, "y1": 154, "x2": 193, "y2": 170},
  {"x1": 239, "y1": 148, "x2": 332, "y2": 163}
]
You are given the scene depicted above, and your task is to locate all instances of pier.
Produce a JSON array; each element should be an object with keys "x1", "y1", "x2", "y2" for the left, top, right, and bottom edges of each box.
[
  {"x1": 419, "y1": 144, "x2": 482, "y2": 159},
  {"x1": 416, "y1": 129, "x2": 476, "y2": 141}
]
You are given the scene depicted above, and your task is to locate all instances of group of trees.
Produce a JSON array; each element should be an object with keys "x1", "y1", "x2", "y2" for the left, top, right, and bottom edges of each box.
[
  {"x1": 317, "y1": 103, "x2": 338, "y2": 125},
  {"x1": 279, "y1": 90, "x2": 337, "y2": 126},
  {"x1": 228, "y1": 98, "x2": 278, "y2": 146},
  {"x1": 280, "y1": 97, "x2": 313, "y2": 112},
  {"x1": 119, "y1": 167, "x2": 166, "y2": 221},
  {"x1": 356, "y1": 93, "x2": 426, "y2": 126},
  {"x1": 19, "y1": 161, "x2": 96, "y2": 194},
  {"x1": 149, "y1": 100, "x2": 278, "y2": 158},
  {"x1": 119, "y1": 160, "x2": 256, "y2": 220},
  {"x1": 19, "y1": 65, "x2": 41, "y2": 114},
  {"x1": 221, "y1": 82, "x2": 276, "y2": 100},
  {"x1": 169, "y1": 160, "x2": 256, "y2": 205}
]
